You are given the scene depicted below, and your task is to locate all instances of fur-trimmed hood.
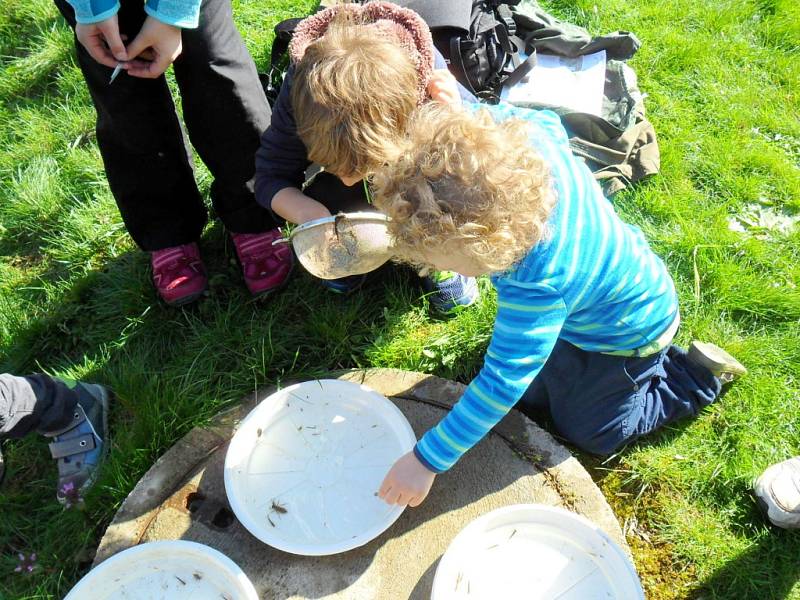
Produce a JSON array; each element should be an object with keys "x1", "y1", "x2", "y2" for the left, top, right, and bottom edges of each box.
[{"x1": 289, "y1": 1, "x2": 435, "y2": 104}]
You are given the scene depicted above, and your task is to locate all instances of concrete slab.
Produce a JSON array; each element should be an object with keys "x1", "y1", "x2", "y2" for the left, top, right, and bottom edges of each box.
[{"x1": 95, "y1": 369, "x2": 628, "y2": 599}]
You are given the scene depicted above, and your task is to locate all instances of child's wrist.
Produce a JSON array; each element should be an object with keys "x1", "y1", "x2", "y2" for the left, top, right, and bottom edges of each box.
[{"x1": 272, "y1": 187, "x2": 331, "y2": 224}]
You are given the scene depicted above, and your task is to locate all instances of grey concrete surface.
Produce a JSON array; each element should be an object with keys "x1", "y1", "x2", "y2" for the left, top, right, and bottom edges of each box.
[{"x1": 94, "y1": 369, "x2": 629, "y2": 599}]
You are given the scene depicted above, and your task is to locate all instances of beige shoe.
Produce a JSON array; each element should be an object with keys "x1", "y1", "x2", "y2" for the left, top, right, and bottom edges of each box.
[
  {"x1": 688, "y1": 341, "x2": 747, "y2": 383},
  {"x1": 755, "y1": 457, "x2": 800, "y2": 529}
]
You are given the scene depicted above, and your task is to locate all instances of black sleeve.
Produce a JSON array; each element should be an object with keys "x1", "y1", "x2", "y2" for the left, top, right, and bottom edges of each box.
[{"x1": 254, "y1": 66, "x2": 312, "y2": 211}]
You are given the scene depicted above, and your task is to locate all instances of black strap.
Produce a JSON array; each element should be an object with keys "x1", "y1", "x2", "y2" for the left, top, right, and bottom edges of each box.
[
  {"x1": 503, "y1": 49, "x2": 537, "y2": 88},
  {"x1": 49, "y1": 434, "x2": 96, "y2": 460},
  {"x1": 449, "y1": 36, "x2": 481, "y2": 97},
  {"x1": 270, "y1": 17, "x2": 303, "y2": 69},
  {"x1": 263, "y1": 17, "x2": 303, "y2": 105}
]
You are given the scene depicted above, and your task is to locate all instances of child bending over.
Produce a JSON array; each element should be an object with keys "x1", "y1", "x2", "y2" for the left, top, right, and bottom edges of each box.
[
  {"x1": 255, "y1": 2, "x2": 478, "y2": 311},
  {"x1": 373, "y1": 103, "x2": 746, "y2": 507}
]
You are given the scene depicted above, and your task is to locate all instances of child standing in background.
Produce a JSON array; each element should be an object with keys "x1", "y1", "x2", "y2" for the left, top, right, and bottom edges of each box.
[
  {"x1": 54, "y1": 0, "x2": 292, "y2": 305},
  {"x1": 372, "y1": 103, "x2": 746, "y2": 507}
]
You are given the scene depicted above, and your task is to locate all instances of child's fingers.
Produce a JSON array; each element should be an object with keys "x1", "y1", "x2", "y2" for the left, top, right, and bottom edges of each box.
[
  {"x1": 97, "y1": 19, "x2": 127, "y2": 62},
  {"x1": 126, "y1": 52, "x2": 170, "y2": 79},
  {"x1": 82, "y1": 36, "x2": 119, "y2": 69}
]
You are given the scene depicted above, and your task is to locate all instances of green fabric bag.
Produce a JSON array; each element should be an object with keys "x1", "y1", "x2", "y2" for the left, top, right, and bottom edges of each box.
[{"x1": 510, "y1": 0, "x2": 660, "y2": 194}]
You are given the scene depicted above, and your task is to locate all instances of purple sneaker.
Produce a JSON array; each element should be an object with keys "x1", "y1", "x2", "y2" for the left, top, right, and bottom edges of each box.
[
  {"x1": 231, "y1": 229, "x2": 294, "y2": 297},
  {"x1": 151, "y1": 243, "x2": 208, "y2": 306}
]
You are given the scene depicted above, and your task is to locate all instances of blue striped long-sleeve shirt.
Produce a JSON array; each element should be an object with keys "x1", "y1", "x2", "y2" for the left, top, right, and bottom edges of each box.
[
  {"x1": 69, "y1": 0, "x2": 200, "y2": 28},
  {"x1": 414, "y1": 104, "x2": 679, "y2": 473}
]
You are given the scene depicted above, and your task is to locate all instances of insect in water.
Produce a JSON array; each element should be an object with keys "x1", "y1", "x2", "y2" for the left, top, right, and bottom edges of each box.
[
  {"x1": 268, "y1": 498, "x2": 288, "y2": 527},
  {"x1": 256, "y1": 428, "x2": 262, "y2": 438},
  {"x1": 174, "y1": 575, "x2": 186, "y2": 586},
  {"x1": 193, "y1": 572, "x2": 203, "y2": 581}
]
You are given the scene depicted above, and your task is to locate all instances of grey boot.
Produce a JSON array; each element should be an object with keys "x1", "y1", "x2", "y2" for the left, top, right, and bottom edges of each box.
[{"x1": 44, "y1": 382, "x2": 110, "y2": 507}]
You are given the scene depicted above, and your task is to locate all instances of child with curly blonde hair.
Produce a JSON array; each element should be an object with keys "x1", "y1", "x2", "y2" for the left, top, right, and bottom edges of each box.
[{"x1": 373, "y1": 103, "x2": 747, "y2": 507}]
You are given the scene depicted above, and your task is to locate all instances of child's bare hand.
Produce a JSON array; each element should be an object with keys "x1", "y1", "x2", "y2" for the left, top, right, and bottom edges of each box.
[
  {"x1": 378, "y1": 451, "x2": 436, "y2": 507},
  {"x1": 272, "y1": 187, "x2": 331, "y2": 225},
  {"x1": 76, "y1": 16, "x2": 128, "y2": 69},
  {"x1": 427, "y1": 70, "x2": 461, "y2": 106},
  {"x1": 125, "y1": 17, "x2": 182, "y2": 79}
]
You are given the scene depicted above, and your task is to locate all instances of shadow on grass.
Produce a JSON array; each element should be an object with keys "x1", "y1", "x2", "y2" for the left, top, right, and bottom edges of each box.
[
  {"x1": 0, "y1": 222, "x2": 429, "y2": 596},
  {"x1": 689, "y1": 527, "x2": 800, "y2": 600}
]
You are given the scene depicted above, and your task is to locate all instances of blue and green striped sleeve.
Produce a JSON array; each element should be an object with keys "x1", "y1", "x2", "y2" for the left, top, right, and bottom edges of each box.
[{"x1": 415, "y1": 281, "x2": 567, "y2": 472}]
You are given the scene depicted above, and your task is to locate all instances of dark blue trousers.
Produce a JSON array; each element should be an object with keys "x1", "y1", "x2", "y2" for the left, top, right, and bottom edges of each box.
[{"x1": 519, "y1": 339, "x2": 722, "y2": 455}]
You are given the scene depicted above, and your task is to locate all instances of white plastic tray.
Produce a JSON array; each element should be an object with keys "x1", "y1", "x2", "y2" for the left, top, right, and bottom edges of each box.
[
  {"x1": 432, "y1": 504, "x2": 644, "y2": 600},
  {"x1": 64, "y1": 540, "x2": 258, "y2": 600},
  {"x1": 224, "y1": 379, "x2": 416, "y2": 555}
]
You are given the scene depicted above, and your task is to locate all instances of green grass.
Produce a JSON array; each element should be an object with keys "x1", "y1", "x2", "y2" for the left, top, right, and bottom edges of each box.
[{"x1": 1, "y1": 0, "x2": 799, "y2": 598}]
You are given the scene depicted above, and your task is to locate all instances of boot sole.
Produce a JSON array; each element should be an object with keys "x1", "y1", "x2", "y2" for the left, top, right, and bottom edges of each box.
[
  {"x1": 689, "y1": 341, "x2": 748, "y2": 376},
  {"x1": 163, "y1": 286, "x2": 208, "y2": 307},
  {"x1": 249, "y1": 260, "x2": 296, "y2": 299}
]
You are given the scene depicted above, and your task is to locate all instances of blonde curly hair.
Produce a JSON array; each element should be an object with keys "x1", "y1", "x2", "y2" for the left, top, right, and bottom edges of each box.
[{"x1": 371, "y1": 105, "x2": 556, "y2": 274}]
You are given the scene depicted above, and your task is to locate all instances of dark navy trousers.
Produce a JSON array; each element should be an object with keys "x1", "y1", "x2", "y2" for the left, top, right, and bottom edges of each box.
[{"x1": 519, "y1": 339, "x2": 722, "y2": 455}]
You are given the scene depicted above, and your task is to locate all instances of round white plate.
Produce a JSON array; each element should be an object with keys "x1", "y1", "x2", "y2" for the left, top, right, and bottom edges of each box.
[
  {"x1": 432, "y1": 504, "x2": 644, "y2": 600},
  {"x1": 64, "y1": 541, "x2": 258, "y2": 600},
  {"x1": 224, "y1": 379, "x2": 416, "y2": 555}
]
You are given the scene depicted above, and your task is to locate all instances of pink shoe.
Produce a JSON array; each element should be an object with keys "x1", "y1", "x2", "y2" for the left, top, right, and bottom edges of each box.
[
  {"x1": 150, "y1": 243, "x2": 208, "y2": 306},
  {"x1": 231, "y1": 228, "x2": 294, "y2": 296}
]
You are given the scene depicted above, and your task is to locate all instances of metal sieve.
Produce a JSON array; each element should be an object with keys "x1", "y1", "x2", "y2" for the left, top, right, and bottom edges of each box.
[{"x1": 272, "y1": 212, "x2": 393, "y2": 280}]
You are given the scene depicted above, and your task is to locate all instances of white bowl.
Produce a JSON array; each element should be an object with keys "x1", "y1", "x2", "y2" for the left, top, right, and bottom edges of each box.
[
  {"x1": 432, "y1": 504, "x2": 644, "y2": 600},
  {"x1": 64, "y1": 540, "x2": 258, "y2": 600},
  {"x1": 224, "y1": 379, "x2": 416, "y2": 556}
]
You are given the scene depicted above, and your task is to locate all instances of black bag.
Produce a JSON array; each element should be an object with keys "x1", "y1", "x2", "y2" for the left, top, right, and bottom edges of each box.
[
  {"x1": 429, "y1": 0, "x2": 536, "y2": 101},
  {"x1": 260, "y1": 1, "x2": 535, "y2": 106},
  {"x1": 260, "y1": 17, "x2": 303, "y2": 107}
]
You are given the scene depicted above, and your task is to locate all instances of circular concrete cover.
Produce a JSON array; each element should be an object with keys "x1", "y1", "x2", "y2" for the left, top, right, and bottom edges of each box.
[{"x1": 94, "y1": 369, "x2": 629, "y2": 600}]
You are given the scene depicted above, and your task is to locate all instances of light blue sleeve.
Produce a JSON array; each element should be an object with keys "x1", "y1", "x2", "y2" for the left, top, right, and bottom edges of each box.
[
  {"x1": 67, "y1": 0, "x2": 120, "y2": 25},
  {"x1": 414, "y1": 279, "x2": 566, "y2": 472},
  {"x1": 145, "y1": 0, "x2": 202, "y2": 28}
]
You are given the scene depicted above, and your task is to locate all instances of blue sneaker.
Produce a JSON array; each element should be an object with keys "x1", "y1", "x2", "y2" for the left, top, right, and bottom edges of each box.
[
  {"x1": 319, "y1": 274, "x2": 368, "y2": 295},
  {"x1": 422, "y1": 271, "x2": 479, "y2": 315},
  {"x1": 45, "y1": 381, "x2": 110, "y2": 507}
]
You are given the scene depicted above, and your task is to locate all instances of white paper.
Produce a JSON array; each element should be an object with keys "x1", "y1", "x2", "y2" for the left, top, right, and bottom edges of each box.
[{"x1": 501, "y1": 50, "x2": 607, "y2": 116}]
